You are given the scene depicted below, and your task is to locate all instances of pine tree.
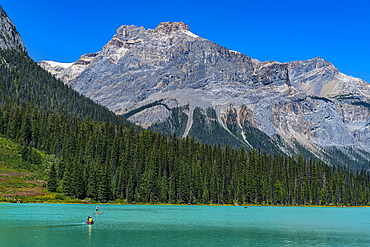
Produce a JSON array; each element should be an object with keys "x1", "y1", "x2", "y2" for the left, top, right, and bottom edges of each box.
[
  {"x1": 160, "y1": 174, "x2": 168, "y2": 203},
  {"x1": 48, "y1": 163, "x2": 58, "y2": 192},
  {"x1": 20, "y1": 109, "x2": 32, "y2": 145},
  {"x1": 86, "y1": 162, "x2": 98, "y2": 201},
  {"x1": 126, "y1": 173, "x2": 135, "y2": 203},
  {"x1": 10, "y1": 106, "x2": 22, "y2": 140},
  {"x1": 73, "y1": 160, "x2": 85, "y2": 199},
  {"x1": 274, "y1": 179, "x2": 282, "y2": 204},
  {"x1": 169, "y1": 175, "x2": 176, "y2": 204},
  {"x1": 30, "y1": 147, "x2": 42, "y2": 167},
  {"x1": 202, "y1": 183, "x2": 209, "y2": 204},
  {"x1": 62, "y1": 158, "x2": 74, "y2": 196},
  {"x1": 31, "y1": 106, "x2": 39, "y2": 148},
  {"x1": 97, "y1": 157, "x2": 113, "y2": 202}
]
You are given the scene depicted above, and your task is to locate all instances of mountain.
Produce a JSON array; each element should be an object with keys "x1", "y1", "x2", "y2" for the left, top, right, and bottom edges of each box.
[
  {"x1": 3, "y1": 6, "x2": 370, "y2": 206},
  {"x1": 39, "y1": 21, "x2": 370, "y2": 169},
  {"x1": 0, "y1": 7, "x2": 24, "y2": 51}
]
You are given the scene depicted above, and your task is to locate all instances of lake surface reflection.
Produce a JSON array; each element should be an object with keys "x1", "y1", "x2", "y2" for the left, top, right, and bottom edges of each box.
[{"x1": 1, "y1": 203, "x2": 369, "y2": 246}]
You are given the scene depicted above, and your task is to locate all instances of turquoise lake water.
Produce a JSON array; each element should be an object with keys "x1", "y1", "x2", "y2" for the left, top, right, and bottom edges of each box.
[{"x1": 0, "y1": 204, "x2": 370, "y2": 246}]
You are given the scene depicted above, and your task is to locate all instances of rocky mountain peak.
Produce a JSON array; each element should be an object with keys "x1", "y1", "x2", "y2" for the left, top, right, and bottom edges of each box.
[
  {"x1": 309, "y1": 56, "x2": 332, "y2": 69},
  {"x1": 37, "y1": 20, "x2": 370, "y2": 169},
  {"x1": 287, "y1": 55, "x2": 370, "y2": 100},
  {"x1": 288, "y1": 56, "x2": 334, "y2": 72},
  {"x1": 114, "y1": 24, "x2": 148, "y2": 41},
  {"x1": 0, "y1": 6, "x2": 25, "y2": 51},
  {"x1": 154, "y1": 21, "x2": 189, "y2": 35}
]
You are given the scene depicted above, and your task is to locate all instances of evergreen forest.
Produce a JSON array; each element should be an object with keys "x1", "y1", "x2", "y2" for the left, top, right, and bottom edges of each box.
[{"x1": 1, "y1": 48, "x2": 370, "y2": 206}]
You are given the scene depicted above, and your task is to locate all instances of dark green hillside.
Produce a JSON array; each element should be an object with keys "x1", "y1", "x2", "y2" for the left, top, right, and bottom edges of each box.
[
  {"x1": 188, "y1": 107, "x2": 247, "y2": 149},
  {"x1": 149, "y1": 105, "x2": 188, "y2": 138},
  {"x1": 0, "y1": 49, "x2": 132, "y2": 126},
  {"x1": 242, "y1": 126, "x2": 282, "y2": 155},
  {"x1": 324, "y1": 146, "x2": 370, "y2": 171},
  {"x1": 1, "y1": 101, "x2": 370, "y2": 206}
]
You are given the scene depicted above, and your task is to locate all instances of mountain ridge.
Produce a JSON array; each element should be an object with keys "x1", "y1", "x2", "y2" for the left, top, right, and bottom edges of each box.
[{"x1": 38, "y1": 21, "x2": 370, "y2": 169}]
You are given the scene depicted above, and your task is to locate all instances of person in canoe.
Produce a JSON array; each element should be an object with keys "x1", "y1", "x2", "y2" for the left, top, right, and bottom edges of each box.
[
  {"x1": 86, "y1": 216, "x2": 94, "y2": 224},
  {"x1": 96, "y1": 206, "x2": 99, "y2": 213}
]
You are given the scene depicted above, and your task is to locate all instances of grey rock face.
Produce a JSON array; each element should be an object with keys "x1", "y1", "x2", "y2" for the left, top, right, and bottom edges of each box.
[
  {"x1": 39, "y1": 21, "x2": 370, "y2": 167},
  {"x1": 287, "y1": 57, "x2": 370, "y2": 100},
  {"x1": 127, "y1": 104, "x2": 171, "y2": 129},
  {"x1": 0, "y1": 7, "x2": 25, "y2": 51}
]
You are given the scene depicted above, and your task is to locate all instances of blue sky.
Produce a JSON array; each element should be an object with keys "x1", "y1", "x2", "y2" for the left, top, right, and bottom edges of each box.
[{"x1": 2, "y1": 0, "x2": 370, "y2": 82}]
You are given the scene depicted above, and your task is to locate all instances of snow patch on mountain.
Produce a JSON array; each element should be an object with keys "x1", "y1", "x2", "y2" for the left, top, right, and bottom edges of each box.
[{"x1": 42, "y1": 61, "x2": 73, "y2": 69}]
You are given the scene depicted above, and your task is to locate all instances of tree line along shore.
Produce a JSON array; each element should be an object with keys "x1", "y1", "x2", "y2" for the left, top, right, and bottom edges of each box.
[{"x1": 1, "y1": 101, "x2": 370, "y2": 207}]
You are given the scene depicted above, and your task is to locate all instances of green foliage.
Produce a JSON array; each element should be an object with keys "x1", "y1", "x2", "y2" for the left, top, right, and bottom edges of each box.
[
  {"x1": 47, "y1": 163, "x2": 58, "y2": 192},
  {"x1": 0, "y1": 136, "x2": 25, "y2": 169},
  {"x1": 149, "y1": 105, "x2": 188, "y2": 137},
  {"x1": 0, "y1": 49, "x2": 134, "y2": 126},
  {"x1": 62, "y1": 159, "x2": 73, "y2": 196},
  {"x1": 292, "y1": 141, "x2": 317, "y2": 161},
  {"x1": 55, "y1": 193, "x2": 64, "y2": 200},
  {"x1": 0, "y1": 136, "x2": 52, "y2": 178},
  {"x1": 274, "y1": 179, "x2": 282, "y2": 204},
  {"x1": 188, "y1": 107, "x2": 246, "y2": 148},
  {"x1": 243, "y1": 127, "x2": 282, "y2": 155},
  {"x1": 324, "y1": 146, "x2": 370, "y2": 171},
  {"x1": 86, "y1": 162, "x2": 98, "y2": 200},
  {"x1": 56, "y1": 187, "x2": 63, "y2": 193}
]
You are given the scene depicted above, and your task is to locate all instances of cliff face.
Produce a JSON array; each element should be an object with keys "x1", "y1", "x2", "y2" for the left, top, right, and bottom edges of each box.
[
  {"x1": 38, "y1": 21, "x2": 370, "y2": 168},
  {"x1": 287, "y1": 57, "x2": 370, "y2": 100},
  {"x1": 0, "y1": 6, "x2": 25, "y2": 51}
]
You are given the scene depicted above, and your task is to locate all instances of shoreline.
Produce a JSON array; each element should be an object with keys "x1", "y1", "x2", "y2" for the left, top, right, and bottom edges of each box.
[{"x1": 0, "y1": 200, "x2": 365, "y2": 208}]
